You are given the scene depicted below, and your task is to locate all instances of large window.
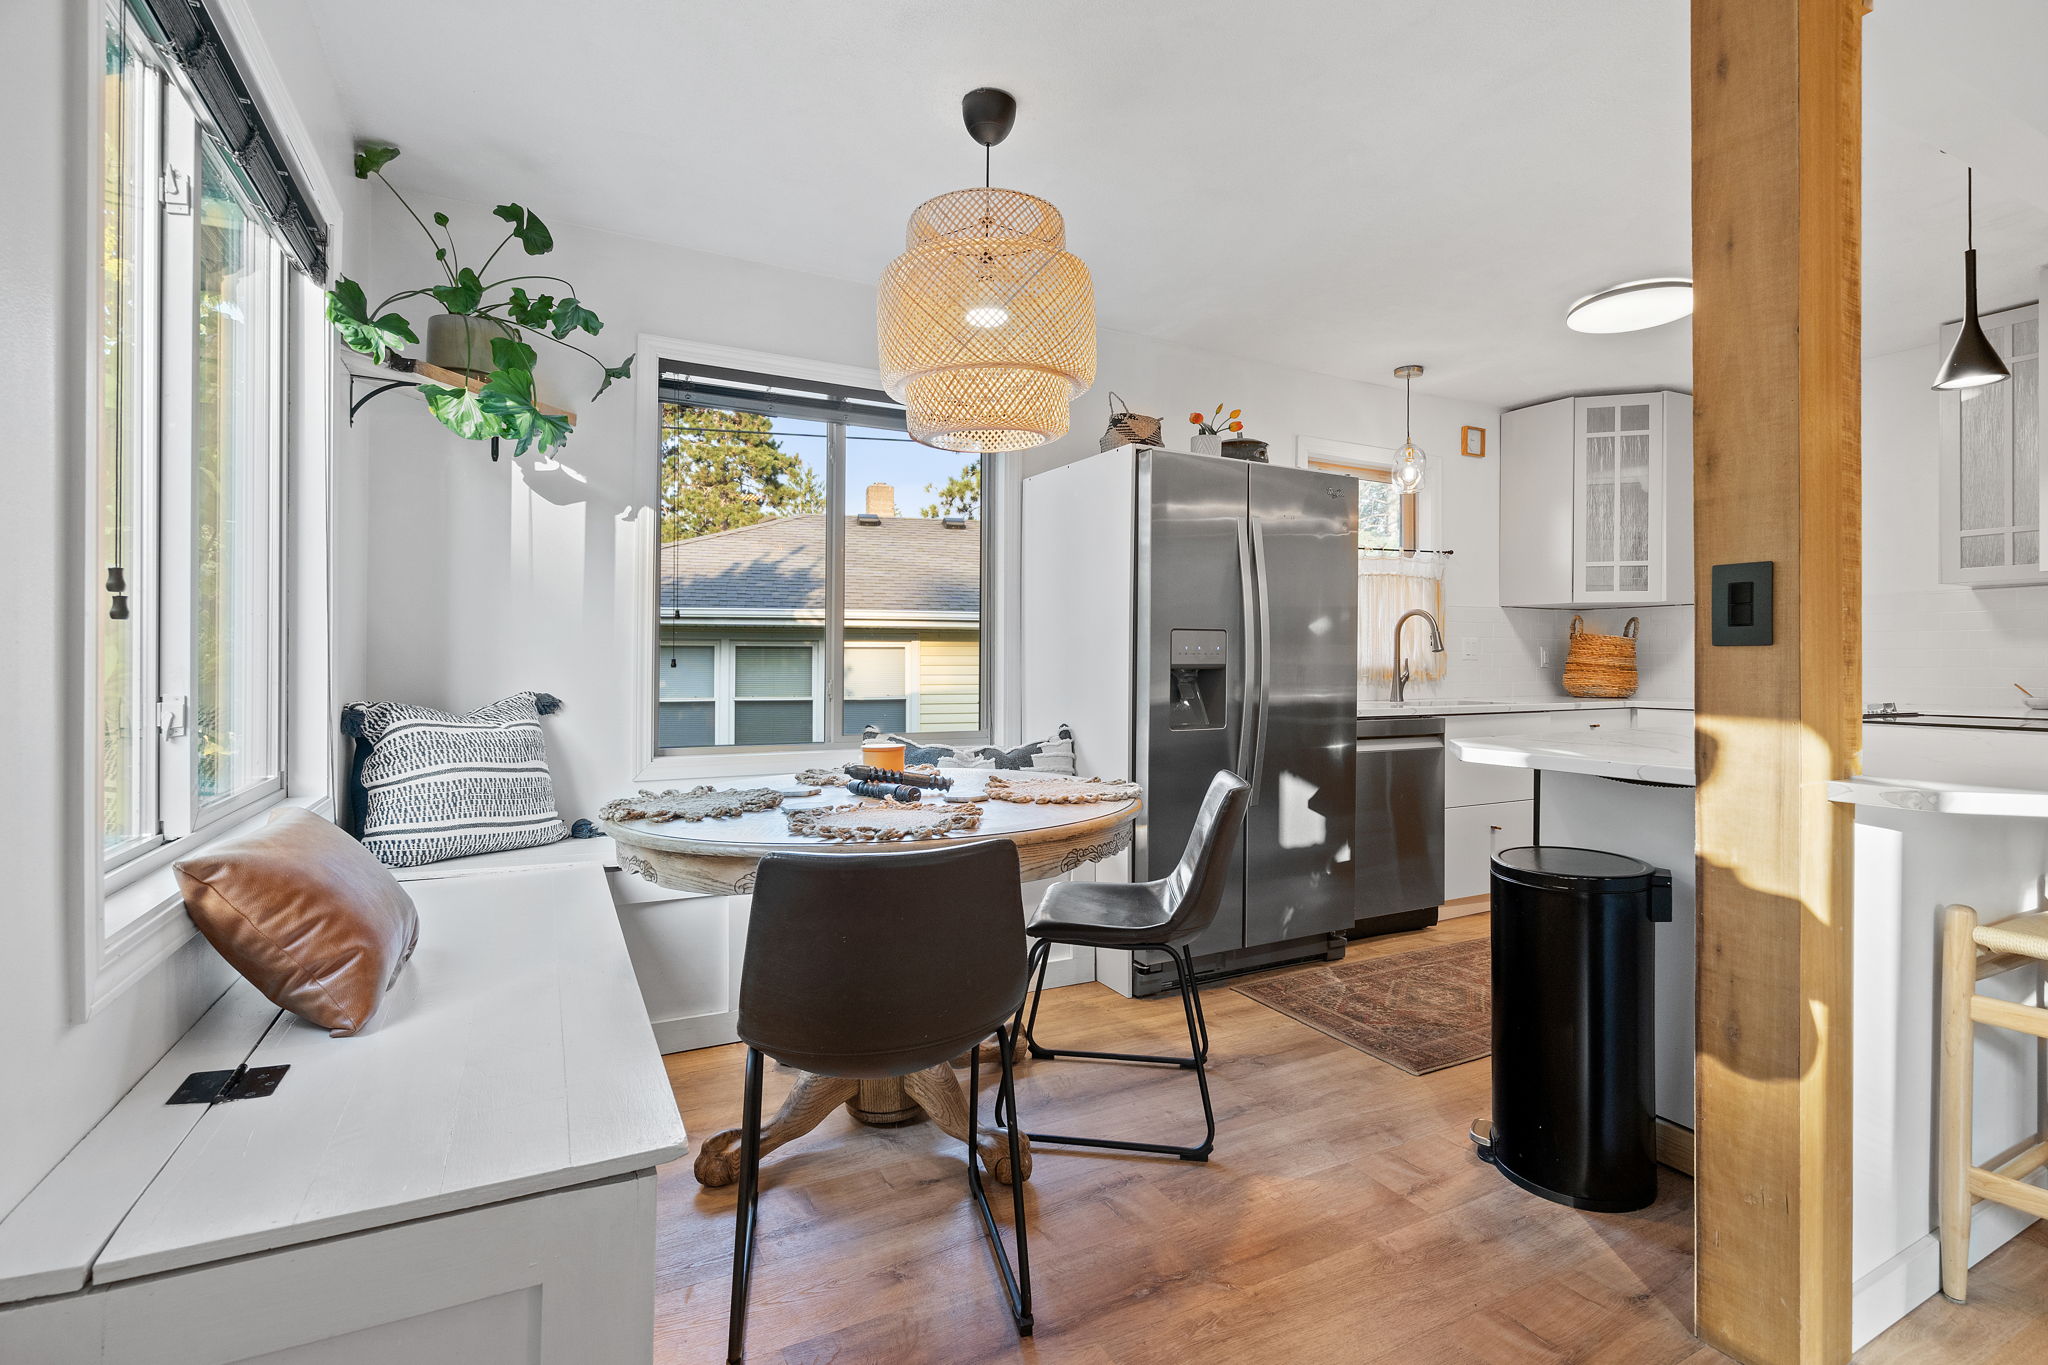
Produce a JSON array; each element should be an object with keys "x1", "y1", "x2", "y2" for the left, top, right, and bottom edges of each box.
[
  {"x1": 98, "y1": 5, "x2": 289, "y2": 893},
  {"x1": 655, "y1": 360, "x2": 987, "y2": 754}
]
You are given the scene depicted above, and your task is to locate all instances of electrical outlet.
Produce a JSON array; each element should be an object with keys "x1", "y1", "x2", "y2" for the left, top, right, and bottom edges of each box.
[
  {"x1": 1461, "y1": 636, "x2": 1480, "y2": 661},
  {"x1": 1538, "y1": 645, "x2": 1551, "y2": 669}
]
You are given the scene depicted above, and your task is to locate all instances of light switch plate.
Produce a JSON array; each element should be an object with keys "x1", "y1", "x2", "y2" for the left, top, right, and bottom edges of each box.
[{"x1": 1711, "y1": 561, "x2": 1775, "y2": 646}]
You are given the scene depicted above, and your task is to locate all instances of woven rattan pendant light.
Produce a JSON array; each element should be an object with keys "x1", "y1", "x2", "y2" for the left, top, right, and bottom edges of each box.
[{"x1": 878, "y1": 89, "x2": 1096, "y2": 453}]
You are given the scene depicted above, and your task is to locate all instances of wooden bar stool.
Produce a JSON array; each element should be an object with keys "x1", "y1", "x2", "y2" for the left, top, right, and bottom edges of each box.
[{"x1": 1939, "y1": 904, "x2": 2048, "y2": 1302}]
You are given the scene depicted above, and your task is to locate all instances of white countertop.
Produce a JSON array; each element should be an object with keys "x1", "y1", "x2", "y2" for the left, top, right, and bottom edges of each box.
[
  {"x1": 1828, "y1": 774, "x2": 2048, "y2": 819},
  {"x1": 1358, "y1": 695, "x2": 1694, "y2": 720},
  {"x1": 1448, "y1": 726, "x2": 1697, "y2": 785}
]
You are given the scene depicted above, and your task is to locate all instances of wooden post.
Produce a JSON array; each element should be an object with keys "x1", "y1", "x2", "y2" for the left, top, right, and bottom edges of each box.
[{"x1": 1691, "y1": 1, "x2": 1862, "y2": 1362}]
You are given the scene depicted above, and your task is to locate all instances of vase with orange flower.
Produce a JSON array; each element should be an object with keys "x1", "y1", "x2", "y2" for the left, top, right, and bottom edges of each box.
[{"x1": 1188, "y1": 404, "x2": 1243, "y2": 456}]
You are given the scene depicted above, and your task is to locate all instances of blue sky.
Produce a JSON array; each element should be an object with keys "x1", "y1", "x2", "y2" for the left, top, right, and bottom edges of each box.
[{"x1": 769, "y1": 415, "x2": 975, "y2": 515}]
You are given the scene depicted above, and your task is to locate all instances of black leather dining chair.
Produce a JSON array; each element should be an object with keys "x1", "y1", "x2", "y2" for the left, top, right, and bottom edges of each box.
[
  {"x1": 1005, "y1": 769, "x2": 1252, "y2": 1162},
  {"x1": 725, "y1": 840, "x2": 1033, "y2": 1364}
]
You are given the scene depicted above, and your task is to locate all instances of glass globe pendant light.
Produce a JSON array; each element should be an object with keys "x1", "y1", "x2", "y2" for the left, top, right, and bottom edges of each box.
[
  {"x1": 1392, "y1": 364, "x2": 1427, "y2": 493},
  {"x1": 877, "y1": 89, "x2": 1096, "y2": 453},
  {"x1": 1931, "y1": 168, "x2": 2012, "y2": 391}
]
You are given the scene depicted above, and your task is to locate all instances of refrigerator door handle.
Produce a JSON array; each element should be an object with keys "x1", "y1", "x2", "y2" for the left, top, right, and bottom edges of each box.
[
  {"x1": 1233, "y1": 515, "x2": 1259, "y2": 786},
  {"x1": 1247, "y1": 518, "x2": 1273, "y2": 803}
]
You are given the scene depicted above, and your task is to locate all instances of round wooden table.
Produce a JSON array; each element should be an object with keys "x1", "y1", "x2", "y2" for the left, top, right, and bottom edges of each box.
[{"x1": 604, "y1": 778, "x2": 1139, "y2": 1188}]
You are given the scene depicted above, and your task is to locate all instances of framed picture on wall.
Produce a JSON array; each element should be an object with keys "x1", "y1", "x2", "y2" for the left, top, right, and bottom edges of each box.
[{"x1": 1461, "y1": 425, "x2": 1487, "y2": 458}]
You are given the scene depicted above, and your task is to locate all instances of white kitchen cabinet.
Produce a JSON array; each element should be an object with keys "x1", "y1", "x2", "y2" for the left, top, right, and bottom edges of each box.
[
  {"x1": 1444, "y1": 799, "x2": 1535, "y2": 901},
  {"x1": 1937, "y1": 299, "x2": 2041, "y2": 585},
  {"x1": 1500, "y1": 391, "x2": 1693, "y2": 607}
]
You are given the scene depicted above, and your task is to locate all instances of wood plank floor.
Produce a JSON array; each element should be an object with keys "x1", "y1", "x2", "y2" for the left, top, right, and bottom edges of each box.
[{"x1": 653, "y1": 917, "x2": 2046, "y2": 1363}]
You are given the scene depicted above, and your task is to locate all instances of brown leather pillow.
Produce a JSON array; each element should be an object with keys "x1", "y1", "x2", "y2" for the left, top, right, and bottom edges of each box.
[{"x1": 174, "y1": 807, "x2": 420, "y2": 1036}]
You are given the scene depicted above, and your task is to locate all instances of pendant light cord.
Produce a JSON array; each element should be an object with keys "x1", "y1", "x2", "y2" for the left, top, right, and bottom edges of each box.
[
  {"x1": 1404, "y1": 371, "x2": 1413, "y2": 443},
  {"x1": 984, "y1": 142, "x2": 991, "y2": 189},
  {"x1": 1967, "y1": 166, "x2": 1974, "y2": 249}
]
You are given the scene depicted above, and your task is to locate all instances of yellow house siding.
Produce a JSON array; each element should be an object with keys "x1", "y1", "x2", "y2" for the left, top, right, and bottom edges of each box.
[{"x1": 917, "y1": 637, "x2": 981, "y2": 731}]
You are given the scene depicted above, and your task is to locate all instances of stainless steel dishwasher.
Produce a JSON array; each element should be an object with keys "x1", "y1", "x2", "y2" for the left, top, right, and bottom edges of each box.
[{"x1": 1352, "y1": 715, "x2": 1446, "y2": 936}]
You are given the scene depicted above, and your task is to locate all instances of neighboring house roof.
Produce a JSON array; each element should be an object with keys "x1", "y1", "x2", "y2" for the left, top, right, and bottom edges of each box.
[{"x1": 660, "y1": 514, "x2": 980, "y2": 619}]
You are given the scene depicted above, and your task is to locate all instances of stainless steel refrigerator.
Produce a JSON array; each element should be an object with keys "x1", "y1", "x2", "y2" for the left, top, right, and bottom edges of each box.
[{"x1": 1021, "y1": 448, "x2": 1358, "y2": 994}]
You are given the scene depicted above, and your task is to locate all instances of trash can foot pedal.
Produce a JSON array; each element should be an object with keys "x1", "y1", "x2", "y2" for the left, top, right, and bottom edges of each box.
[{"x1": 1469, "y1": 1118, "x2": 1496, "y2": 1163}]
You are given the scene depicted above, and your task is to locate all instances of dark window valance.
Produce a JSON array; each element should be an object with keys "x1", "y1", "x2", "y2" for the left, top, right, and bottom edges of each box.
[
  {"x1": 659, "y1": 361, "x2": 907, "y2": 431},
  {"x1": 130, "y1": 0, "x2": 329, "y2": 279}
]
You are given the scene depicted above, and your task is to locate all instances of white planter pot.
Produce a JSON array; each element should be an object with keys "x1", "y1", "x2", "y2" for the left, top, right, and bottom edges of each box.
[
  {"x1": 424, "y1": 314, "x2": 518, "y2": 376},
  {"x1": 1190, "y1": 432, "x2": 1223, "y2": 457}
]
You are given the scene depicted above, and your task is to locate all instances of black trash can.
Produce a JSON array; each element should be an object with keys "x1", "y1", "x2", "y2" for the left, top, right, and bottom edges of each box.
[{"x1": 1474, "y1": 845, "x2": 1672, "y2": 1213}]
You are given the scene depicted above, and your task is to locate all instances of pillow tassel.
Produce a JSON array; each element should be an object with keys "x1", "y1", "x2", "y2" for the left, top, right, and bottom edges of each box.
[{"x1": 534, "y1": 692, "x2": 564, "y2": 715}]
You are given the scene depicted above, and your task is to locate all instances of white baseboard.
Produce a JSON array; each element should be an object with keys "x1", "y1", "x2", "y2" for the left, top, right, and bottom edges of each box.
[
  {"x1": 1852, "y1": 1185, "x2": 2043, "y2": 1351},
  {"x1": 652, "y1": 1012, "x2": 738, "y2": 1055}
]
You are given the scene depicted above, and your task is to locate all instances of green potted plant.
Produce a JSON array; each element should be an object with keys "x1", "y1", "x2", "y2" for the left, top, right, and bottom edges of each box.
[{"x1": 324, "y1": 143, "x2": 632, "y2": 457}]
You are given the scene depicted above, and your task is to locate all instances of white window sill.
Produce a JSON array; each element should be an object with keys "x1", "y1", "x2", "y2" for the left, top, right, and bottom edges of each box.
[{"x1": 81, "y1": 792, "x2": 332, "y2": 1022}]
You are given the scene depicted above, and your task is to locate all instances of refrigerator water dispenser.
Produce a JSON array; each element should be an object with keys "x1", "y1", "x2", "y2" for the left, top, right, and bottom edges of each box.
[{"x1": 1168, "y1": 629, "x2": 1228, "y2": 730}]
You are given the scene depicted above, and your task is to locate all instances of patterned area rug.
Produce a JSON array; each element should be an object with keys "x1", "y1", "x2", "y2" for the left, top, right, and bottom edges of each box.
[{"x1": 1233, "y1": 938, "x2": 1491, "y2": 1075}]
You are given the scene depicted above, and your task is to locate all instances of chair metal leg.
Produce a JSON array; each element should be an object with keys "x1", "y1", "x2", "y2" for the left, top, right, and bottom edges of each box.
[
  {"x1": 726, "y1": 1047, "x2": 765, "y2": 1363},
  {"x1": 1021, "y1": 938, "x2": 1055, "y2": 1059},
  {"x1": 1184, "y1": 946, "x2": 1212, "y2": 1064},
  {"x1": 1022, "y1": 941, "x2": 1218, "y2": 1161},
  {"x1": 998, "y1": 940, "x2": 1052, "y2": 1129},
  {"x1": 967, "y1": 1025, "x2": 1034, "y2": 1335}
]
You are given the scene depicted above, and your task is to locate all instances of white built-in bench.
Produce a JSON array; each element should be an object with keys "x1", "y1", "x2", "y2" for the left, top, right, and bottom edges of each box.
[{"x1": 0, "y1": 862, "x2": 688, "y2": 1364}]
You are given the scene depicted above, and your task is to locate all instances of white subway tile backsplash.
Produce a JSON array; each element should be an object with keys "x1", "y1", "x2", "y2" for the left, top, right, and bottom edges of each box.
[
  {"x1": 1391, "y1": 600, "x2": 1695, "y2": 706},
  {"x1": 1864, "y1": 584, "x2": 2048, "y2": 712}
]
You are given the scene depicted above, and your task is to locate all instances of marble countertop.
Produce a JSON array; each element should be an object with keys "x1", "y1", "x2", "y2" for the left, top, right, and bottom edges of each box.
[
  {"x1": 1828, "y1": 774, "x2": 2048, "y2": 818},
  {"x1": 1863, "y1": 705, "x2": 2048, "y2": 731},
  {"x1": 1357, "y1": 695, "x2": 1695, "y2": 720},
  {"x1": 1447, "y1": 726, "x2": 1696, "y2": 785}
]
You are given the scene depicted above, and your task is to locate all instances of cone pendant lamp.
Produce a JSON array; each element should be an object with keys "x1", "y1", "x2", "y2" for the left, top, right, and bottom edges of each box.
[
  {"x1": 1932, "y1": 168, "x2": 2011, "y2": 391},
  {"x1": 878, "y1": 89, "x2": 1096, "y2": 452}
]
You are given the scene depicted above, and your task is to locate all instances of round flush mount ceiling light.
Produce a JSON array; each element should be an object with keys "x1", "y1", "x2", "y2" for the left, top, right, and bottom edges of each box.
[{"x1": 1565, "y1": 278, "x2": 1695, "y2": 334}]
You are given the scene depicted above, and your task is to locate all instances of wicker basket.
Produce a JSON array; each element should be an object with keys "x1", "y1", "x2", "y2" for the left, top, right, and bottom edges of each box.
[
  {"x1": 1562, "y1": 615, "x2": 1640, "y2": 698},
  {"x1": 1100, "y1": 391, "x2": 1164, "y2": 452}
]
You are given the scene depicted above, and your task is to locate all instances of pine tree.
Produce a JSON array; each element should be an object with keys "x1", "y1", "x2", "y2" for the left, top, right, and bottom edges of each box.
[
  {"x1": 920, "y1": 460, "x2": 980, "y2": 519},
  {"x1": 660, "y1": 404, "x2": 824, "y2": 540}
]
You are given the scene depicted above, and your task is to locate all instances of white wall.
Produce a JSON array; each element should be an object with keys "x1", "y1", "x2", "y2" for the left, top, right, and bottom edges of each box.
[
  {"x1": 1864, "y1": 342, "x2": 2048, "y2": 712},
  {"x1": 0, "y1": 0, "x2": 364, "y2": 1220}
]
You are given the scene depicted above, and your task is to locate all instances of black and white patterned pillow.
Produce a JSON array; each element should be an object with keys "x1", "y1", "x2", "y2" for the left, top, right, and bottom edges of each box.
[{"x1": 340, "y1": 692, "x2": 566, "y2": 868}]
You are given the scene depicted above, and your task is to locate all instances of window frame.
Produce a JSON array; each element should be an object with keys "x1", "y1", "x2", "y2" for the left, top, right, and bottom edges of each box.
[
  {"x1": 74, "y1": 0, "x2": 335, "y2": 1023},
  {"x1": 98, "y1": 21, "x2": 291, "y2": 898},
  {"x1": 635, "y1": 337, "x2": 995, "y2": 777},
  {"x1": 1300, "y1": 435, "x2": 1436, "y2": 556}
]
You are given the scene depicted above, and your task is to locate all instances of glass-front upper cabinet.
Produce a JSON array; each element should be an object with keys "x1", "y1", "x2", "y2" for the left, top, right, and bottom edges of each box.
[
  {"x1": 1576, "y1": 395, "x2": 1660, "y2": 599},
  {"x1": 1499, "y1": 390, "x2": 1693, "y2": 608},
  {"x1": 1938, "y1": 301, "x2": 2041, "y2": 586}
]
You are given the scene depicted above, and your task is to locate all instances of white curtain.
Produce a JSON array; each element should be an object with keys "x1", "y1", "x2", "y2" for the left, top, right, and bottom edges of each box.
[{"x1": 1359, "y1": 551, "x2": 1447, "y2": 686}]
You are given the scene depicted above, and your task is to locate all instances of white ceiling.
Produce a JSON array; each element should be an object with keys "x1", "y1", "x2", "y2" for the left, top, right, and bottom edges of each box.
[{"x1": 303, "y1": 0, "x2": 2048, "y2": 410}]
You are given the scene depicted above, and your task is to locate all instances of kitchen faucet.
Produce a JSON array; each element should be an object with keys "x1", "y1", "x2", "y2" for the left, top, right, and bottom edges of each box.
[{"x1": 1388, "y1": 608, "x2": 1446, "y2": 703}]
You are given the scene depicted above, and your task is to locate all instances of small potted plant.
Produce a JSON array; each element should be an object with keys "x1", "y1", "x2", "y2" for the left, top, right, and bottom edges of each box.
[
  {"x1": 324, "y1": 143, "x2": 633, "y2": 458},
  {"x1": 1188, "y1": 404, "x2": 1242, "y2": 456}
]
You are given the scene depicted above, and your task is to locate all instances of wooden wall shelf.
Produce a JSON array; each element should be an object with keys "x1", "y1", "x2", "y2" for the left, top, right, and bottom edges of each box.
[{"x1": 343, "y1": 356, "x2": 578, "y2": 426}]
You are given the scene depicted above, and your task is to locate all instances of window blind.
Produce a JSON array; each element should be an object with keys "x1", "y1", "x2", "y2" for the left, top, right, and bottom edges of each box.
[
  {"x1": 128, "y1": 0, "x2": 329, "y2": 279},
  {"x1": 659, "y1": 360, "x2": 907, "y2": 430}
]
